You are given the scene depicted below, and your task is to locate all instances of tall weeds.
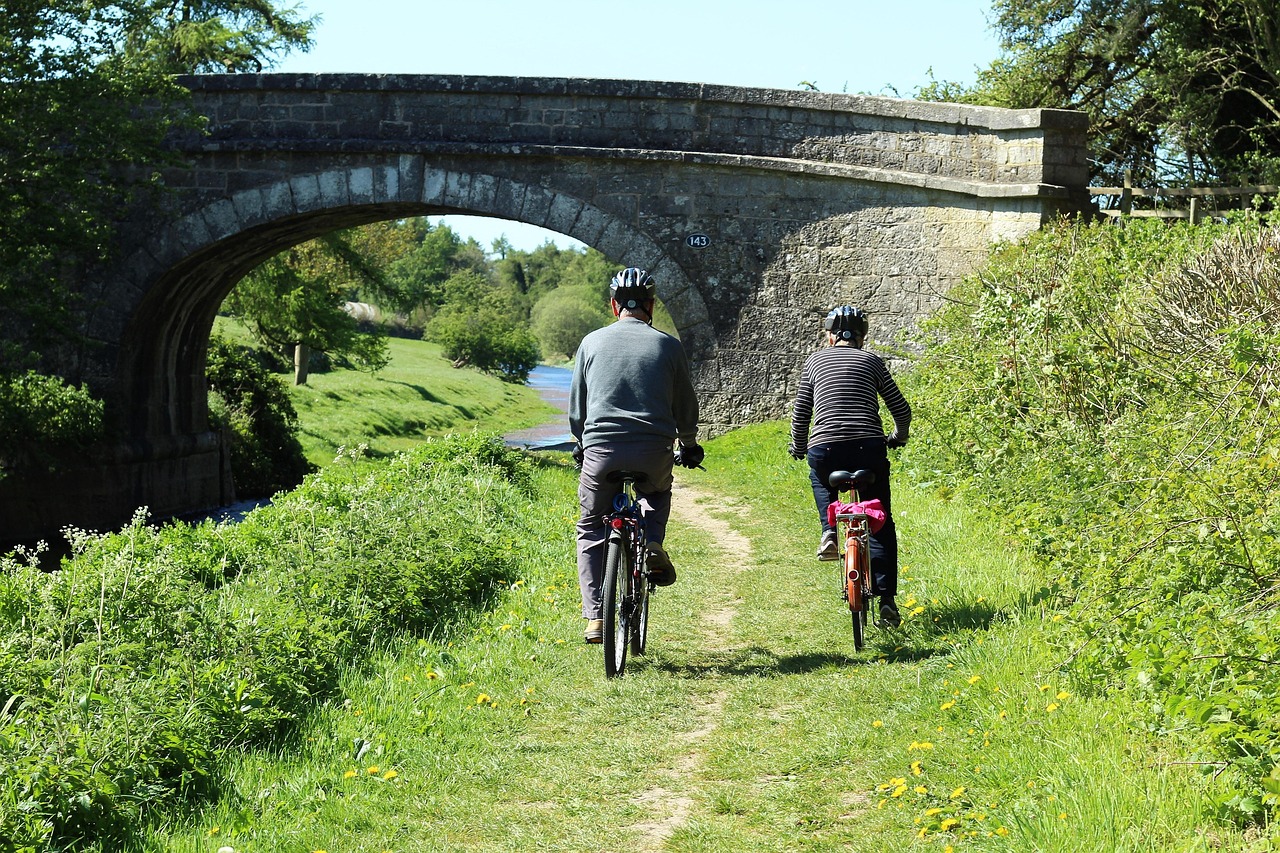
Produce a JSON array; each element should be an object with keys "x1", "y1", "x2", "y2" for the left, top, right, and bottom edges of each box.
[
  {"x1": 0, "y1": 434, "x2": 539, "y2": 850},
  {"x1": 900, "y1": 216, "x2": 1280, "y2": 824}
]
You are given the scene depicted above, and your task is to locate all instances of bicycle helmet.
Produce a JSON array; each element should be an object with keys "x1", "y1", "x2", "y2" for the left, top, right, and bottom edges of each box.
[
  {"x1": 823, "y1": 305, "x2": 869, "y2": 342},
  {"x1": 610, "y1": 267, "x2": 657, "y2": 310}
]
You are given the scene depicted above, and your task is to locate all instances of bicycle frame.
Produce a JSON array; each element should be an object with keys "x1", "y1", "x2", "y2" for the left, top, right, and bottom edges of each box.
[
  {"x1": 603, "y1": 474, "x2": 651, "y2": 677},
  {"x1": 828, "y1": 468, "x2": 876, "y2": 651}
]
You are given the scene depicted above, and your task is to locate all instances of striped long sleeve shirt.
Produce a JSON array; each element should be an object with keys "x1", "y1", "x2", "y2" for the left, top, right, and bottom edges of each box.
[{"x1": 789, "y1": 344, "x2": 911, "y2": 450}]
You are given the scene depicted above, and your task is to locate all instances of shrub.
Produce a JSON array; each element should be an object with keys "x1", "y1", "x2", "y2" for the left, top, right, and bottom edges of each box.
[
  {"x1": 899, "y1": 216, "x2": 1280, "y2": 824},
  {"x1": 426, "y1": 306, "x2": 541, "y2": 383},
  {"x1": 0, "y1": 370, "x2": 104, "y2": 476},
  {"x1": 206, "y1": 336, "x2": 313, "y2": 497},
  {"x1": 530, "y1": 285, "x2": 608, "y2": 358},
  {"x1": 0, "y1": 435, "x2": 538, "y2": 849}
]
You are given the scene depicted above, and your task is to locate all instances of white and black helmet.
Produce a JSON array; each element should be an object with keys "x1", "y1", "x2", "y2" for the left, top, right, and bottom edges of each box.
[
  {"x1": 610, "y1": 267, "x2": 656, "y2": 309},
  {"x1": 823, "y1": 305, "x2": 869, "y2": 341}
]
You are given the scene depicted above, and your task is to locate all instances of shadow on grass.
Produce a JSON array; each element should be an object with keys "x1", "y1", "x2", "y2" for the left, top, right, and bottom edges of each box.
[
  {"x1": 384, "y1": 380, "x2": 444, "y2": 404},
  {"x1": 642, "y1": 641, "x2": 945, "y2": 678}
]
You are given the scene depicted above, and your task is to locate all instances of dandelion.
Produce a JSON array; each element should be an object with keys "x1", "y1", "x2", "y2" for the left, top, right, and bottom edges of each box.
[
  {"x1": 940, "y1": 818, "x2": 959, "y2": 831},
  {"x1": 343, "y1": 769, "x2": 358, "y2": 779},
  {"x1": 1058, "y1": 812, "x2": 1068, "y2": 820},
  {"x1": 996, "y1": 826, "x2": 1010, "y2": 837},
  {"x1": 877, "y1": 799, "x2": 887, "y2": 809},
  {"x1": 476, "y1": 693, "x2": 491, "y2": 705},
  {"x1": 892, "y1": 784, "x2": 908, "y2": 798},
  {"x1": 908, "y1": 741, "x2": 934, "y2": 751},
  {"x1": 1056, "y1": 690, "x2": 1070, "y2": 700},
  {"x1": 367, "y1": 766, "x2": 380, "y2": 775},
  {"x1": 910, "y1": 606, "x2": 925, "y2": 616},
  {"x1": 1038, "y1": 684, "x2": 1052, "y2": 692},
  {"x1": 426, "y1": 671, "x2": 439, "y2": 679},
  {"x1": 950, "y1": 786, "x2": 966, "y2": 799},
  {"x1": 916, "y1": 827, "x2": 928, "y2": 839},
  {"x1": 208, "y1": 827, "x2": 221, "y2": 836},
  {"x1": 998, "y1": 710, "x2": 1008, "y2": 719},
  {"x1": 925, "y1": 807, "x2": 943, "y2": 816},
  {"x1": 499, "y1": 624, "x2": 512, "y2": 631},
  {"x1": 1046, "y1": 702, "x2": 1060, "y2": 713},
  {"x1": 383, "y1": 769, "x2": 398, "y2": 780},
  {"x1": 967, "y1": 675, "x2": 981, "y2": 685},
  {"x1": 915, "y1": 785, "x2": 928, "y2": 794},
  {"x1": 940, "y1": 700, "x2": 956, "y2": 711},
  {"x1": 910, "y1": 760, "x2": 924, "y2": 776},
  {"x1": 873, "y1": 720, "x2": 884, "y2": 728},
  {"x1": 945, "y1": 847, "x2": 955, "y2": 853}
]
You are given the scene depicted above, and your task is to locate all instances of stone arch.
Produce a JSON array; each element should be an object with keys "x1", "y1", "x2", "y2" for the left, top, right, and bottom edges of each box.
[{"x1": 114, "y1": 159, "x2": 714, "y2": 438}]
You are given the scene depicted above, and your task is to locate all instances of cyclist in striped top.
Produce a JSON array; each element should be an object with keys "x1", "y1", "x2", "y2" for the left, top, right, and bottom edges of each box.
[{"x1": 788, "y1": 305, "x2": 911, "y2": 628}]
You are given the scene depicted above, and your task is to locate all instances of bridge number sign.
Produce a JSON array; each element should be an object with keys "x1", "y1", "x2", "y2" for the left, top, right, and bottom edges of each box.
[{"x1": 685, "y1": 234, "x2": 710, "y2": 248}]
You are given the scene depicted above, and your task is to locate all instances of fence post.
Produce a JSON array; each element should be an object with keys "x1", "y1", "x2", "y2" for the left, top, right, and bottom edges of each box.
[
  {"x1": 1189, "y1": 195, "x2": 1201, "y2": 225},
  {"x1": 1121, "y1": 170, "x2": 1133, "y2": 217}
]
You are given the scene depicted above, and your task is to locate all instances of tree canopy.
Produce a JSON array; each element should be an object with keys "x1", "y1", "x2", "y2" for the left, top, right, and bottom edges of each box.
[{"x1": 922, "y1": 0, "x2": 1280, "y2": 186}]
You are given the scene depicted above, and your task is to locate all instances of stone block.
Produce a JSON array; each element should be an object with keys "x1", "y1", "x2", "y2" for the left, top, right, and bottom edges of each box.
[
  {"x1": 289, "y1": 173, "x2": 322, "y2": 212},
  {"x1": 423, "y1": 168, "x2": 447, "y2": 204},
  {"x1": 317, "y1": 170, "x2": 350, "y2": 207}
]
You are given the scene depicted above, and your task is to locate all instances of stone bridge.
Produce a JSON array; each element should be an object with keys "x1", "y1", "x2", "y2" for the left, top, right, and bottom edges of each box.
[{"x1": 1, "y1": 74, "x2": 1088, "y2": 541}]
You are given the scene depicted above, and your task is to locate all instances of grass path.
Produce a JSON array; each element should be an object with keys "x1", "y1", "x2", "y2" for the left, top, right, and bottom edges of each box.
[{"x1": 163, "y1": 424, "x2": 1256, "y2": 853}]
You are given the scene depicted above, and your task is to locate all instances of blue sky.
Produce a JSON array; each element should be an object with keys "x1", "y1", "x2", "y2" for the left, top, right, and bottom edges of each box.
[{"x1": 275, "y1": 0, "x2": 1002, "y2": 252}]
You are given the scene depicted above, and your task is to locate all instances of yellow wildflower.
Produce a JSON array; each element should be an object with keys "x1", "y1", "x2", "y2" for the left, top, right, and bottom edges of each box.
[
  {"x1": 915, "y1": 785, "x2": 928, "y2": 794},
  {"x1": 908, "y1": 741, "x2": 934, "y2": 751},
  {"x1": 910, "y1": 760, "x2": 924, "y2": 776},
  {"x1": 1059, "y1": 812, "x2": 1068, "y2": 820},
  {"x1": 1046, "y1": 702, "x2": 1060, "y2": 712},
  {"x1": 476, "y1": 693, "x2": 491, "y2": 705},
  {"x1": 366, "y1": 766, "x2": 379, "y2": 775},
  {"x1": 940, "y1": 818, "x2": 959, "y2": 831},
  {"x1": 996, "y1": 826, "x2": 1010, "y2": 837},
  {"x1": 940, "y1": 700, "x2": 956, "y2": 711},
  {"x1": 950, "y1": 786, "x2": 966, "y2": 799},
  {"x1": 892, "y1": 784, "x2": 908, "y2": 798},
  {"x1": 967, "y1": 675, "x2": 981, "y2": 685},
  {"x1": 925, "y1": 807, "x2": 943, "y2": 816},
  {"x1": 343, "y1": 770, "x2": 358, "y2": 779},
  {"x1": 873, "y1": 720, "x2": 884, "y2": 728},
  {"x1": 383, "y1": 769, "x2": 398, "y2": 780},
  {"x1": 1056, "y1": 690, "x2": 1070, "y2": 700}
]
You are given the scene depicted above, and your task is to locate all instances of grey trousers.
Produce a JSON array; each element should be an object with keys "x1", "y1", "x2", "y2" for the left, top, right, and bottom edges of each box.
[{"x1": 576, "y1": 440, "x2": 674, "y2": 620}]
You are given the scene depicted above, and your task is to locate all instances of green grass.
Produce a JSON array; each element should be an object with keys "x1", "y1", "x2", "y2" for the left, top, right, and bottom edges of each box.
[
  {"x1": 145, "y1": 422, "x2": 1266, "y2": 852},
  {"x1": 212, "y1": 317, "x2": 558, "y2": 466}
]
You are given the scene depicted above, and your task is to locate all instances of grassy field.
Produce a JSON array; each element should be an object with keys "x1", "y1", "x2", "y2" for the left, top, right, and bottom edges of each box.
[
  {"x1": 212, "y1": 317, "x2": 559, "y2": 466},
  {"x1": 145, "y1": 422, "x2": 1262, "y2": 852}
]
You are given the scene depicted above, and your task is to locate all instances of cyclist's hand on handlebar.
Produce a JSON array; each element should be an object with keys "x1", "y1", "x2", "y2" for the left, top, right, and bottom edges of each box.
[
  {"x1": 885, "y1": 431, "x2": 908, "y2": 449},
  {"x1": 571, "y1": 444, "x2": 584, "y2": 468},
  {"x1": 675, "y1": 443, "x2": 705, "y2": 469},
  {"x1": 787, "y1": 442, "x2": 806, "y2": 460}
]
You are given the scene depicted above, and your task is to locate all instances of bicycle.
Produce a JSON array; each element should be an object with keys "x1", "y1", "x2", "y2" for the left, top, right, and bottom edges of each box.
[
  {"x1": 828, "y1": 468, "x2": 877, "y2": 651},
  {"x1": 602, "y1": 470, "x2": 651, "y2": 678}
]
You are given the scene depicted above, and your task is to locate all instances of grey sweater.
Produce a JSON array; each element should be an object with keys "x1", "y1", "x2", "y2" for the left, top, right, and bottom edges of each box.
[{"x1": 569, "y1": 317, "x2": 699, "y2": 447}]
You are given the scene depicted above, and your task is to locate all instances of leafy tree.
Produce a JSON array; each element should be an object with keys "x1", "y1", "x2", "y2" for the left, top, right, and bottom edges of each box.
[
  {"x1": 427, "y1": 306, "x2": 541, "y2": 383},
  {"x1": 530, "y1": 285, "x2": 610, "y2": 358},
  {"x1": 226, "y1": 231, "x2": 392, "y2": 385},
  {"x1": 924, "y1": 0, "x2": 1280, "y2": 185},
  {"x1": 123, "y1": 0, "x2": 317, "y2": 73}
]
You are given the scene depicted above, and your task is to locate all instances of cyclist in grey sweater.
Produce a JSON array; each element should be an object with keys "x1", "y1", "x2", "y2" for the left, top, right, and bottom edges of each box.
[
  {"x1": 570, "y1": 268, "x2": 703, "y2": 644},
  {"x1": 788, "y1": 305, "x2": 911, "y2": 627}
]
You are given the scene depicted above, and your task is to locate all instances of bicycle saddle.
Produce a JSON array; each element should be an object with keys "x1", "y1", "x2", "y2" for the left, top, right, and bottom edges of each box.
[
  {"x1": 605, "y1": 470, "x2": 649, "y2": 484},
  {"x1": 828, "y1": 469, "x2": 875, "y2": 492}
]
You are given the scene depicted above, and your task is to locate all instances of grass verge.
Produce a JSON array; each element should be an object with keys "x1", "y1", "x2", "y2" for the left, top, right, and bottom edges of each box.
[{"x1": 143, "y1": 422, "x2": 1262, "y2": 852}]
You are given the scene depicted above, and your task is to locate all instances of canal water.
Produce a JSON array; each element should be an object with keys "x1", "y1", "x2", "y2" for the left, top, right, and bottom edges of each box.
[{"x1": 503, "y1": 364, "x2": 574, "y2": 452}]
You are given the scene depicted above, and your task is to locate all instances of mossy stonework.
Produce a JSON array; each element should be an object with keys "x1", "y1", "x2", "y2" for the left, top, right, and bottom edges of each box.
[{"x1": 1, "y1": 74, "x2": 1088, "y2": 540}]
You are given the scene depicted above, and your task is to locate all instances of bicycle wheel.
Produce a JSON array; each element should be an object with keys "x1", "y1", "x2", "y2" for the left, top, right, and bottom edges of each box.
[
  {"x1": 846, "y1": 543, "x2": 865, "y2": 651},
  {"x1": 631, "y1": 568, "x2": 650, "y2": 656},
  {"x1": 603, "y1": 531, "x2": 630, "y2": 678}
]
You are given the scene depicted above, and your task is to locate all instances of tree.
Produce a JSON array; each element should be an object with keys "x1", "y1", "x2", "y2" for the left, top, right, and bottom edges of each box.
[
  {"x1": 226, "y1": 231, "x2": 392, "y2": 385},
  {"x1": 924, "y1": 0, "x2": 1280, "y2": 186},
  {"x1": 123, "y1": 0, "x2": 317, "y2": 73},
  {"x1": 0, "y1": 0, "x2": 315, "y2": 458},
  {"x1": 530, "y1": 285, "x2": 609, "y2": 358}
]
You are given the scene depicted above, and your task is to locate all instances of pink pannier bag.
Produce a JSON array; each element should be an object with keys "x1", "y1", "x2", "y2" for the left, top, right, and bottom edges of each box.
[{"x1": 827, "y1": 498, "x2": 886, "y2": 534}]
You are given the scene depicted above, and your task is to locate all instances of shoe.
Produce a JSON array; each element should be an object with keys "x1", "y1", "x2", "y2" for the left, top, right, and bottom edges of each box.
[
  {"x1": 878, "y1": 599, "x2": 902, "y2": 629},
  {"x1": 584, "y1": 618, "x2": 604, "y2": 643},
  {"x1": 817, "y1": 530, "x2": 839, "y2": 561},
  {"x1": 646, "y1": 543, "x2": 677, "y2": 586}
]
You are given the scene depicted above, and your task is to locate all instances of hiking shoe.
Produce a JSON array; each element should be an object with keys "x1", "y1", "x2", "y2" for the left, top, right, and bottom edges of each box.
[
  {"x1": 878, "y1": 599, "x2": 902, "y2": 629},
  {"x1": 584, "y1": 618, "x2": 604, "y2": 644},
  {"x1": 646, "y1": 543, "x2": 677, "y2": 586},
  {"x1": 817, "y1": 530, "x2": 839, "y2": 561}
]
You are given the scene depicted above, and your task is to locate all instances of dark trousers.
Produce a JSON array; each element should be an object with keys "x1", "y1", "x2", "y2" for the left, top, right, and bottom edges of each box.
[{"x1": 807, "y1": 437, "x2": 898, "y2": 598}]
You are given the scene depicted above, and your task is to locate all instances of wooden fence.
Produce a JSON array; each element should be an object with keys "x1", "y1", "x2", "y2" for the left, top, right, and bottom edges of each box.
[{"x1": 1089, "y1": 173, "x2": 1280, "y2": 223}]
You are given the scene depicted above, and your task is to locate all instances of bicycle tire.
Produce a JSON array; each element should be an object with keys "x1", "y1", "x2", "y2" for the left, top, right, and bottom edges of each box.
[
  {"x1": 846, "y1": 541, "x2": 865, "y2": 651},
  {"x1": 603, "y1": 531, "x2": 630, "y2": 678},
  {"x1": 631, "y1": 570, "x2": 650, "y2": 656}
]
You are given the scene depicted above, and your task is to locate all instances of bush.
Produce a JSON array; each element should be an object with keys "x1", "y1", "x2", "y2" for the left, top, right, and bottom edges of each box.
[
  {"x1": 0, "y1": 370, "x2": 104, "y2": 475},
  {"x1": 427, "y1": 306, "x2": 541, "y2": 383},
  {"x1": 206, "y1": 336, "x2": 313, "y2": 497},
  {"x1": 0, "y1": 435, "x2": 538, "y2": 849},
  {"x1": 899, "y1": 216, "x2": 1280, "y2": 824}
]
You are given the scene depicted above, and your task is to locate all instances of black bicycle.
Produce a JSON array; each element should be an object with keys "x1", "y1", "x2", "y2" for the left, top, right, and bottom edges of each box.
[{"x1": 602, "y1": 470, "x2": 650, "y2": 678}]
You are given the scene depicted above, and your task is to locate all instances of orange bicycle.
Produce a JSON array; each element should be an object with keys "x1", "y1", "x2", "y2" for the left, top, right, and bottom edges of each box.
[{"x1": 829, "y1": 469, "x2": 877, "y2": 650}]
